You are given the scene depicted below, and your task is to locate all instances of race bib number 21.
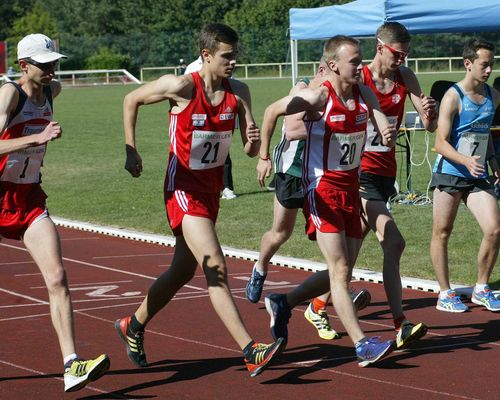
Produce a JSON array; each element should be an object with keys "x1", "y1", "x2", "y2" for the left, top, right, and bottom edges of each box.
[{"x1": 189, "y1": 130, "x2": 232, "y2": 170}]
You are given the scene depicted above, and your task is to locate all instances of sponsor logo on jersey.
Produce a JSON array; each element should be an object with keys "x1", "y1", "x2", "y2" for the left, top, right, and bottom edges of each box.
[
  {"x1": 192, "y1": 114, "x2": 207, "y2": 127},
  {"x1": 392, "y1": 94, "x2": 401, "y2": 104},
  {"x1": 355, "y1": 112, "x2": 368, "y2": 124},
  {"x1": 464, "y1": 103, "x2": 479, "y2": 112},
  {"x1": 220, "y1": 113, "x2": 234, "y2": 121},
  {"x1": 470, "y1": 122, "x2": 489, "y2": 130},
  {"x1": 23, "y1": 111, "x2": 34, "y2": 116},
  {"x1": 43, "y1": 108, "x2": 51, "y2": 116},
  {"x1": 330, "y1": 114, "x2": 346, "y2": 122},
  {"x1": 22, "y1": 124, "x2": 46, "y2": 136}
]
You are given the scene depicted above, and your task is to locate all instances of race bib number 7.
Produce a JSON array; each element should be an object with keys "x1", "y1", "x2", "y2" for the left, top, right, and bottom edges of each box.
[
  {"x1": 189, "y1": 130, "x2": 232, "y2": 170},
  {"x1": 327, "y1": 131, "x2": 365, "y2": 171},
  {"x1": 457, "y1": 131, "x2": 488, "y2": 162}
]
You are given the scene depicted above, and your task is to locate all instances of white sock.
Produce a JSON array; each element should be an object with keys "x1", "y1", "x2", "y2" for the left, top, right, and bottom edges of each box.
[
  {"x1": 254, "y1": 263, "x2": 266, "y2": 276},
  {"x1": 439, "y1": 290, "x2": 452, "y2": 299},
  {"x1": 64, "y1": 353, "x2": 78, "y2": 367},
  {"x1": 474, "y1": 283, "x2": 488, "y2": 293}
]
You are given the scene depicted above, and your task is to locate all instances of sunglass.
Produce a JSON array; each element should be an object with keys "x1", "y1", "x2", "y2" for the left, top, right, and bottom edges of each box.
[
  {"x1": 25, "y1": 58, "x2": 59, "y2": 70},
  {"x1": 377, "y1": 38, "x2": 409, "y2": 61}
]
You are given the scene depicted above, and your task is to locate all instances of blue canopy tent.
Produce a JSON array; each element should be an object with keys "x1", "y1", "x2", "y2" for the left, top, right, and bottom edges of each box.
[{"x1": 289, "y1": 0, "x2": 500, "y2": 83}]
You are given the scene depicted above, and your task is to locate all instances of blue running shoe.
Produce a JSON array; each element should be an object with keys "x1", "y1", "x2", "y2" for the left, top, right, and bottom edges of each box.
[
  {"x1": 356, "y1": 336, "x2": 394, "y2": 367},
  {"x1": 471, "y1": 286, "x2": 500, "y2": 311},
  {"x1": 246, "y1": 264, "x2": 267, "y2": 303},
  {"x1": 436, "y1": 290, "x2": 469, "y2": 313},
  {"x1": 265, "y1": 293, "x2": 292, "y2": 343}
]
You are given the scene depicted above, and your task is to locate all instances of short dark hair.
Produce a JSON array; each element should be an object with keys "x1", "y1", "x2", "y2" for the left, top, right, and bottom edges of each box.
[
  {"x1": 323, "y1": 35, "x2": 359, "y2": 62},
  {"x1": 493, "y1": 76, "x2": 500, "y2": 89},
  {"x1": 376, "y1": 22, "x2": 411, "y2": 44},
  {"x1": 463, "y1": 38, "x2": 495, "y2": 62},
  {"x1": 199, "y1": 23, "x2": 238, "y2": 54}
]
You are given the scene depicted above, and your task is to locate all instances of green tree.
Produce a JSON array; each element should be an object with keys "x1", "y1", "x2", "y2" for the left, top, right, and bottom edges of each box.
[{"x1": 6, "y1": 2, "x2": 59, "y2": 67}]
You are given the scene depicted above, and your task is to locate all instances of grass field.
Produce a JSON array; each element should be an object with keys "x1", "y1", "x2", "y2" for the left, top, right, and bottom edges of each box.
[{"x1": 42, "y1": 73, "x2": 499, "y2": 288}]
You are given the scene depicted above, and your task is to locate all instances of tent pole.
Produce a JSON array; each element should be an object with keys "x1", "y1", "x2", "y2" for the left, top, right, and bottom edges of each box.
[{"x1": 291, "y1": 39, "x2": 298, "y2": 86}]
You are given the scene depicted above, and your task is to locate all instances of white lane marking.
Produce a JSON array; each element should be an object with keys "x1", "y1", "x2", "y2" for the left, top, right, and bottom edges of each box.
[
  {"x1": 93, "y1": 253, "x2": 172, "y2": 259},
  {"x1": 0, "y1": 242, "x2": 204, "y2": 291}
]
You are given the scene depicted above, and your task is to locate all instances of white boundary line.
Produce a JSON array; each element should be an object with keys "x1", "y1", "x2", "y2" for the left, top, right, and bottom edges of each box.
[{"x1": 51, "y1": 216, "x2": 473, "y2": 295}]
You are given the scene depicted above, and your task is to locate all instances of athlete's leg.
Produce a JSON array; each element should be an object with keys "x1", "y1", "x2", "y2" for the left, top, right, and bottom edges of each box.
[
  {"x1": 430, "y1": 189, "x2": 462, "y2": 291},
  {"x1": 133, "y1": 235, "x2": 198, "y2": 326},
  {"x1": 465, "y1": 190, "x2": 500, "y2": 284},
  {"x1": 316, "y1": 230, "x2": 364, "y2": 344},
  {"x1": 256, "y1": 196, "x2": 299, "y2": 274},
  {"x1": 23, "y1": 217, "x2": 76, "y2": 359},
  {"x1": 361, "y1": 198, "x2": 405, "y2": 319},
  {"x1": 182, "y1": 215, "x2": 252, "y2": 348}
]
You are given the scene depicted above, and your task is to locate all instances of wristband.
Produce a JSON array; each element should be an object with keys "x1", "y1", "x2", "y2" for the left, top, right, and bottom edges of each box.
[{"x1": 259, "y1": 155, "x2": 271, "y2": 161}]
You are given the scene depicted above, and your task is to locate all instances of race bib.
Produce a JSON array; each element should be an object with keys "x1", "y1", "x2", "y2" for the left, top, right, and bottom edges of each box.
[
  {"x1": 457, "y1": 131, "x2": 489, "y2": 162},
  {"x1": 189, "y1": 130, "x2": 232, "y2": 170},
  {"x1": 1, "y1": 124, "x2": 47, "y2": 184},
  {"x1": 327, "y1": 131, "x2": 365, "y2": 171},
  {"x1": 364, "y1": 116, "x2": 398, "y2": 152}
]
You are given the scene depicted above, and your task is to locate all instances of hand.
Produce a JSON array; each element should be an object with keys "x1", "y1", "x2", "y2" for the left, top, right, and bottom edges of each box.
[
  {"x1": 420, "y1": 93, "x2": 437, "y2": 119},
  {"x1": 256, "y1": 157, "x2": 272, "y2": 187},
  {"x1": 465, "y1": 155, "x2": 485, "y2": 177},
  {"x1": 380, "y1": 124, "x2": 398, "y2": 147},
  {"x1": 37, "y1": 121, "x2": 62, "y2": 144},
  {"x1": 125, "y1": 144, "x2": 143, "y2": 177},
  {"x1": 246, "y1": 123, "x2": 260, "y2": 144}
]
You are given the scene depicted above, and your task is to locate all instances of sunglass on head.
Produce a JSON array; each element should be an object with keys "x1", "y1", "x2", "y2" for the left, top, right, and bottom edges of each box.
[
  {"x1": 25, "y1": 58, "x2": 59, "y2": 70},
  {"x1": 377, "y1": 38, "x2": 409, "y2": 61}
]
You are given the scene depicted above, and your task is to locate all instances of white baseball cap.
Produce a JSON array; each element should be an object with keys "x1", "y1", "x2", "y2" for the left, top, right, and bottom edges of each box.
[{"x1": 17, "y1": 33, "x2": 66, "y2": 63}]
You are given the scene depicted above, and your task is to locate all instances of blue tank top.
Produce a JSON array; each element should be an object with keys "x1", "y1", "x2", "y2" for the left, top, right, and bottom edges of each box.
[{"x1": 433, "y1": 83, "x2": 495, "y2": 179}]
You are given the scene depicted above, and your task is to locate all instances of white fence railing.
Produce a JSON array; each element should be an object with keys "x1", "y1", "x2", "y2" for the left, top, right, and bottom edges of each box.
[
  {"x1": 1, "y1": 69, "x2": 141, "y2": 86},
  {"x1": 140, "y1": 55, "x2": 500, "y2": 81}
]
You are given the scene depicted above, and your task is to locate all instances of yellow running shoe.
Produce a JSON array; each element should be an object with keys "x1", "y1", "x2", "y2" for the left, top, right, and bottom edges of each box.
[
  {"x1": 304, "y1": 303, "x2": 340, "y2": 340},
  {"x1": 64, "y1": 354, "x2": 110, "y2": 392}
]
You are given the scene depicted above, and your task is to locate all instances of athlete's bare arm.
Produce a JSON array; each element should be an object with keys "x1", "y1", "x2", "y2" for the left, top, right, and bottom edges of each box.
[
  {"x1": 231, "y1": 79, "x2": 260, "y2": 157},
  {"x1": 284, "y1": 81, "x2": 310, "y2": 141},
  {"x1": 0, "y1": 83, "x2": 61, "y2": 156},
  {"x1": 123, "y1": 74, "x2": 193, "y2": 177},
  {"x1": 434, "y1": 88, "x2": 485, "y2": 177},
  {"x1": 359, "y1": 84, "x2": 398, "y2": 147},
  {"x1": 257, "y1": 86, "x2": 327, "y2": 186},
  {"x1": 400, "y1": 66, "x2": 437, "y2": 132}
]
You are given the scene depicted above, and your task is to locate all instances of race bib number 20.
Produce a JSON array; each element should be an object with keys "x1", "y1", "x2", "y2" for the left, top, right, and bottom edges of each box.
[
  {"x1": 327, "y1": 131, "x2": 365, "y2": 171},
  {"x1": 189, "y1": 130, "x2": 232, "y2": 170}
]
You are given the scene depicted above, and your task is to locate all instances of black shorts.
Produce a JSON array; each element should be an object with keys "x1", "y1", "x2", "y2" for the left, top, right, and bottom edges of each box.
[
  {"x1": 430, "y1": 172, "x2": 494, "y2": 194},
  {"x1": 274, "y1": 172, "x2": 304, "y2": 209},
  {"x1": 359, "y1": 172, "x2": 397, "y2": 203}
]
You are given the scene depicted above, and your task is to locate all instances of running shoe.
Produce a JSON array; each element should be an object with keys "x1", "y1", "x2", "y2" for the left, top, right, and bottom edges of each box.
[
  {"x1": 396, "y1": 320, "x2": 427, "y2": 349},
  {"x1": 351, "y1": 288, "x2": 371, "y2": 311},
  {"x1": 64, "y1": 354, "x2": 110, "y2": 392},
  {"x1": 115, "y1": 316, "x2": 148, "y2": 367},
  {"x1": 246, "y1": 264, "x2": 267, "y2": 303},
  {"x1": 471, "y1": 286, "x2": 500, "y2": 311},
  {"x1": 265, "y1": 293, "x2": 292, "y2": 342},
  {"x1": 244, "y1": 338, "x2": 285, "y2": 377},
  {"x1": 436, "y1": 290, "x2": 469, "y2": 313},
  {"x1": 356, "y1": 337, "x2": 394, "y2": 367},
  {"x1": 221, "y1": 188, "x2": 237, "y2": 200},
  {"x1": 304, "y1": 303, "x2": 340, "y2": 340}
]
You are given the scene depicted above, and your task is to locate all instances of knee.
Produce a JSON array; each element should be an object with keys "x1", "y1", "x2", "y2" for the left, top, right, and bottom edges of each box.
[
  {"x1": 44, "y1": 267, "x2": 68, "y2": 294},
  {"x1": 383, "y1": 234, "x2": 406, "y2": 255},
  {"x1": 432, "y1": 225, "x2": 453, "y2": 241},
  {"x1": 484, "y1": 225, "x2": 500, "y2": 243},
  {"x1": 271, "y1": 229, "x2": 292, "y2": 245}
]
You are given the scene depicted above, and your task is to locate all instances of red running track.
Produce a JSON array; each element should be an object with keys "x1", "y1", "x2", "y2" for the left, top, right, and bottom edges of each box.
[{"x1": 0, "y1": 226, "x2": 499, "y2": 399}]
